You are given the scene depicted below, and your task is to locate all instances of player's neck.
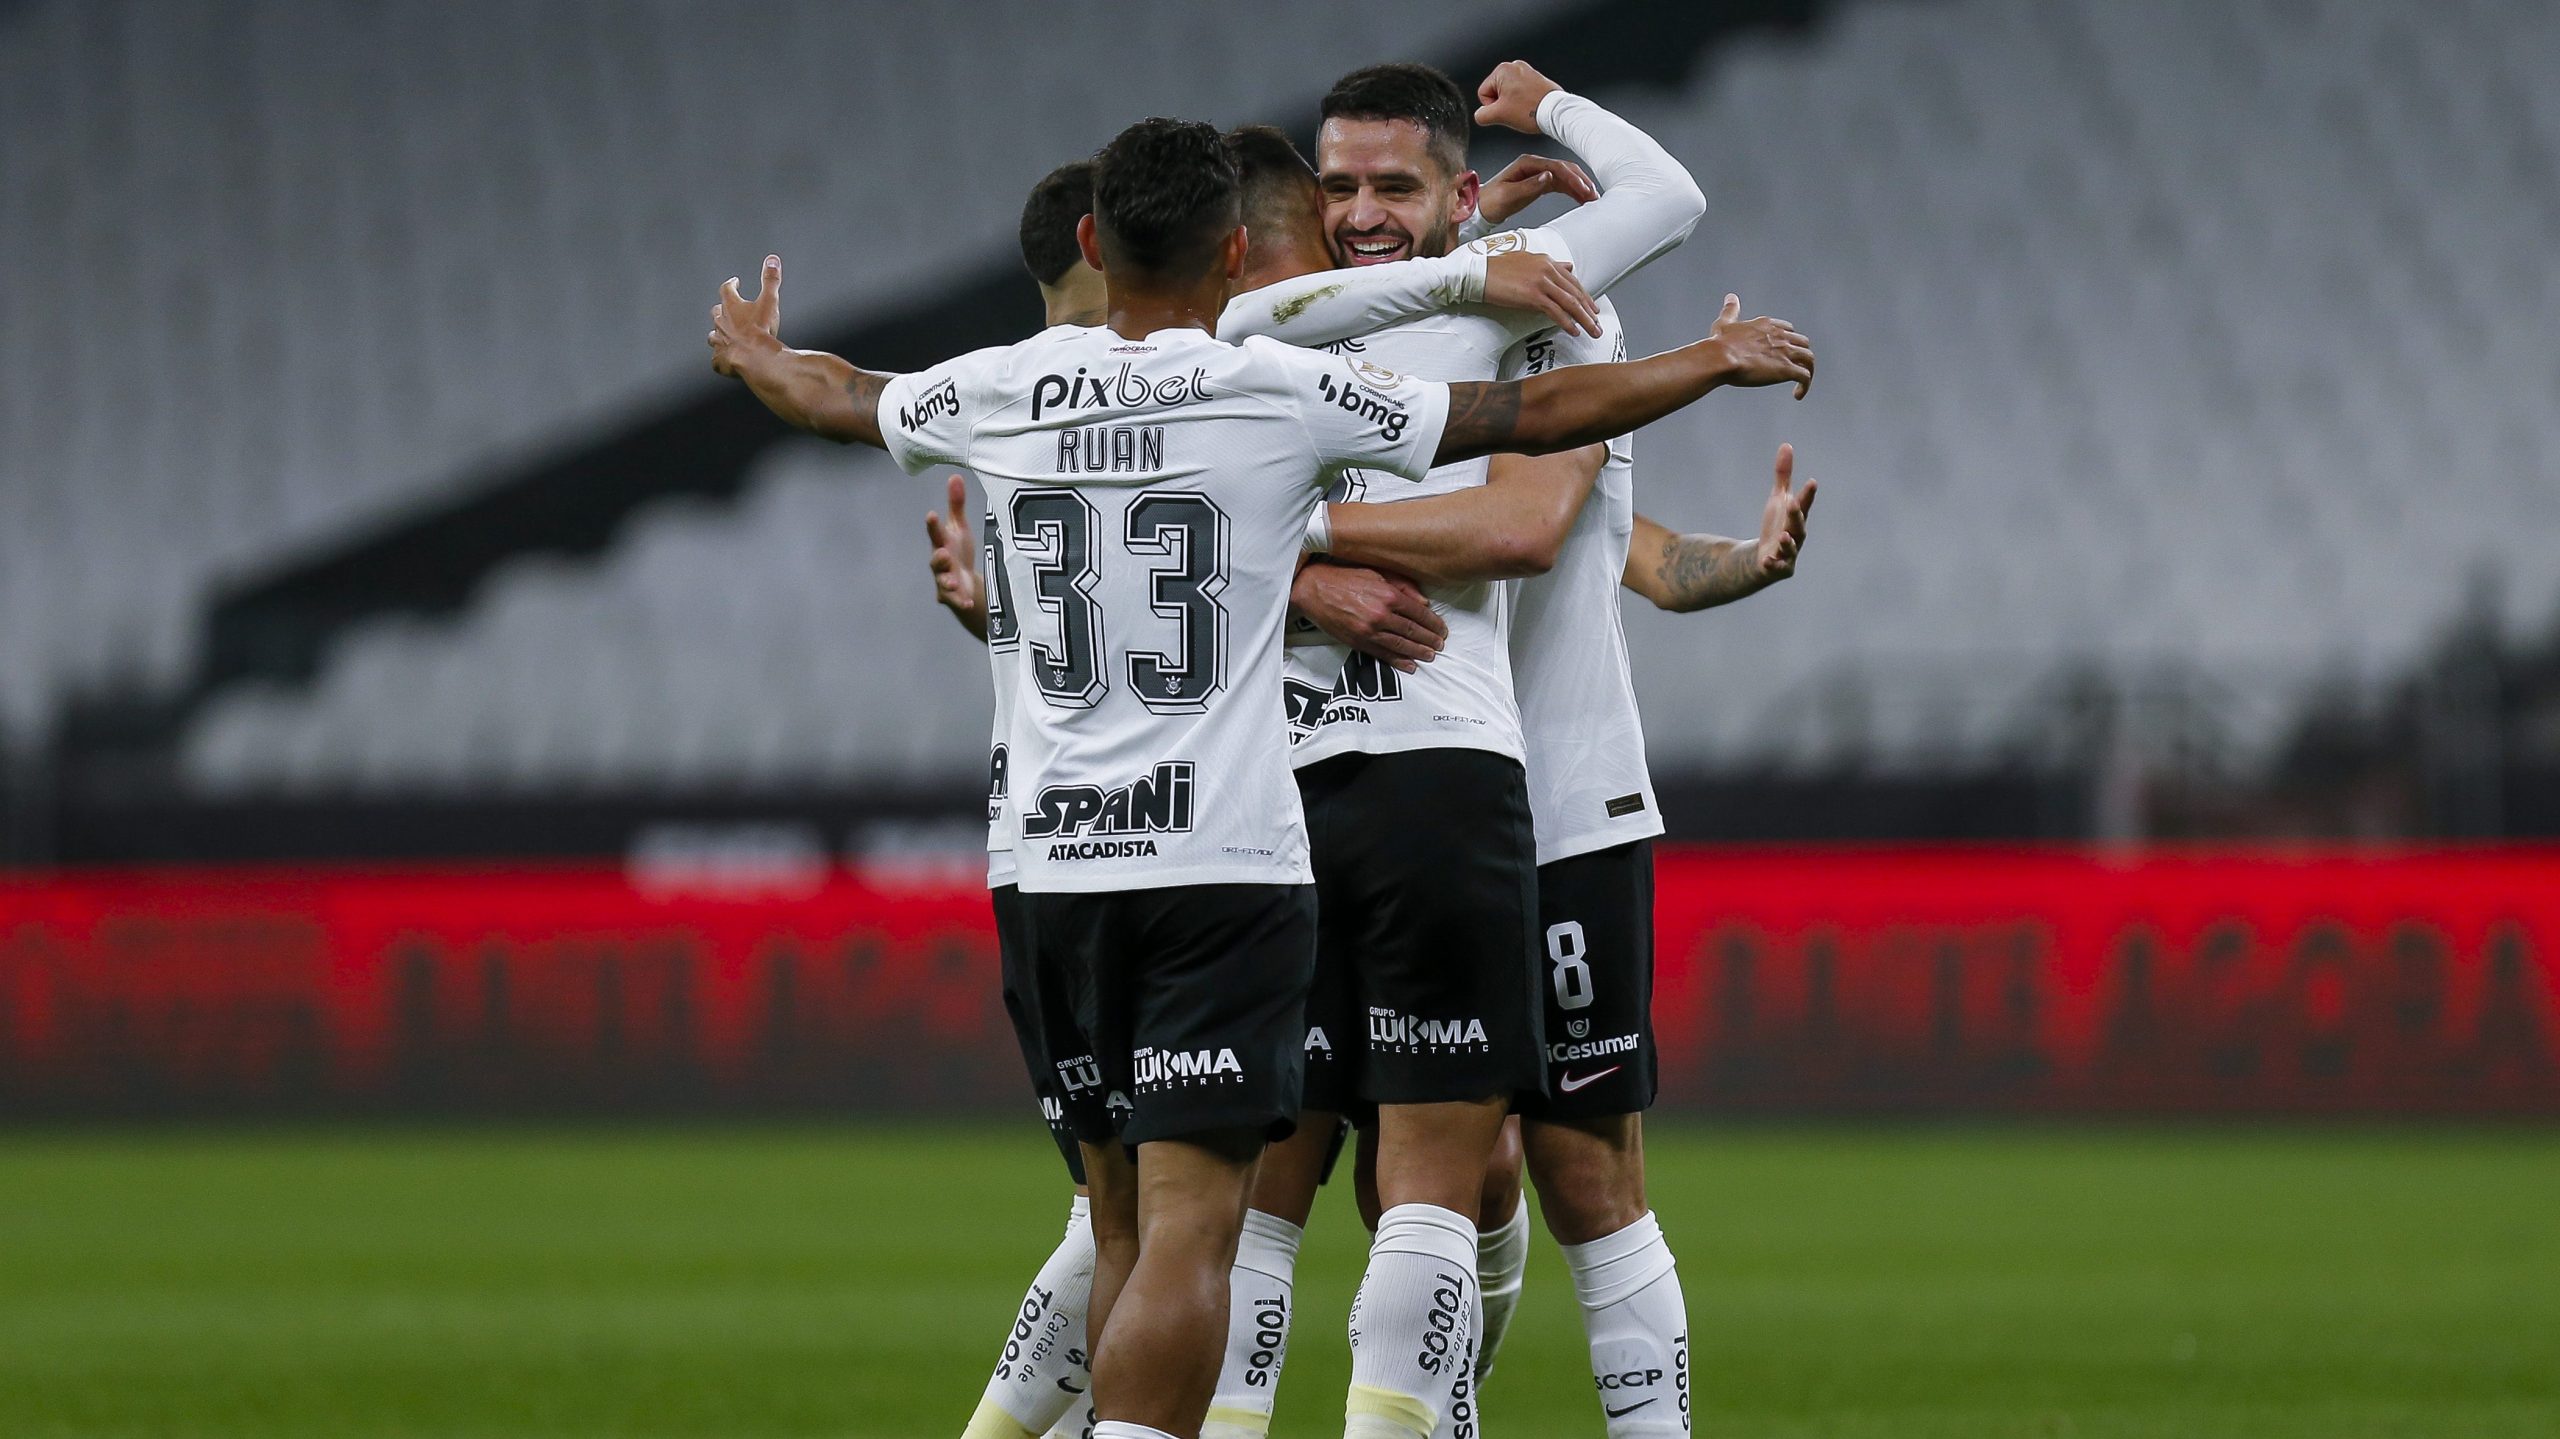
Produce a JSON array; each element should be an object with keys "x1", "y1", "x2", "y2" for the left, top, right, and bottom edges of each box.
[
  {"x1": 1102, "y1": 274, "x2": 1228, "y2": 342},
  {"x1": 1234, "y1": 222, "x2": 1337, "y2": 296},
  {"x1": 1041, "y1": 272, "x2": 1108, "y2": 328}
]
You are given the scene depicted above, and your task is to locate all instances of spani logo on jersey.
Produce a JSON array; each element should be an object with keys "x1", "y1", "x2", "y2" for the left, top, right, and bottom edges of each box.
[
  {"x1": 1030, "y1": 363, "x2": 1213, "y2": 422},
  {"x1": 1311, "y1": 369, "x2": 1412, "y2": 442},
  {"x1": 1024, "y1": 760, "x2": 1196, "y2": 860},
  {"x1": 1285, "y1": 654, "x2": 1402, "y2": 741},
  {"x1": 896, "y1": 377, "x2": 961, "y2": 432},
  {"x1": 986, "y1": 743, "x2": 1009, "y2": 823}
]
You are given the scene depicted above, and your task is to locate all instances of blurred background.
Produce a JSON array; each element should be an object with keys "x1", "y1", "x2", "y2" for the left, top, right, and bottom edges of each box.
[{"x1": 2, "y1": 1, "x2": 2555, "y2": 1434}]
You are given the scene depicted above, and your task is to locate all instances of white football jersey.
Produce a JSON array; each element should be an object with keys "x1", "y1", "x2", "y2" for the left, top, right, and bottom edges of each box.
[
  {"x1": 880, "y1": 324, "x2": 1450, "y2": 894},
  {"x1": 979, "y1": 500, "x2": 1023, "y2": 889},
  {"x1": 1277, "y1": 228, "x2": 1575, "y2": 768},
  {"x1": 1504, "y1": 298, "x2": 1664, "y2": 864}
]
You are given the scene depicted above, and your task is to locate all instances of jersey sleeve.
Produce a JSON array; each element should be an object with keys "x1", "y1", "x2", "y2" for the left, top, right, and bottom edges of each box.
[
  {"x1": 1217, "y1": 251, "x2": 1486, "y2": 346},
  {"x1": 876, "y1": 352, "x2": 988, "y2": 475},
  {"x1": 1257, "y1": 340, "x2": 1451, "y2": 484},
  {"x1": 1528, "y1": 88, "x2": 1706, "y2": 298}
]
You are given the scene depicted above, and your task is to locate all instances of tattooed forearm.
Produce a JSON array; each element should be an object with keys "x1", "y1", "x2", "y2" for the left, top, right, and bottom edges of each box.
[
  {"x1": 1437, "y1": 380, "x2": 1526, "y2": 460},
  {"x1": 844, "y1": 368, "x2": 888, "y2": 411},
  {"x1": 1655, "y1": 534, "x2": 1767, "y2": 611}
]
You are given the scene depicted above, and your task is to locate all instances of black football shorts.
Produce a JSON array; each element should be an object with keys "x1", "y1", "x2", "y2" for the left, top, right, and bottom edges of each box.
[
  {"x1": 992, "y1": 883, "x2": 1087, "y2": 1185},
  {"x1": 1021, "y1": 882, "x2": 1317, "y2": 1148},
  {"x1": 1514, "y1": 839, "x2": 1658, "y2": 1120},
  {"x1": 1297, "y1": 748, "x2": 1546, "y2": 1108}
]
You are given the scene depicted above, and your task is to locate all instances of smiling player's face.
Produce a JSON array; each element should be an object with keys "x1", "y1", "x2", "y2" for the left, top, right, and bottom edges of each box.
[{"x1": 1318, "y1": 117, "x2": 1476, "y2": 267}]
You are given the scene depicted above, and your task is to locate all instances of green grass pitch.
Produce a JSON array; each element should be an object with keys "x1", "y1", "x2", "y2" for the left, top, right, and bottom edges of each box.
[{"x1": 5, "y1": 1124, "x2": 2554, "y2": 1437}]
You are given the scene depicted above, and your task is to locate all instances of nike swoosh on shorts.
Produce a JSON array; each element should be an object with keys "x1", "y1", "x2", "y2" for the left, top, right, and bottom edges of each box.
[{"x1": 1559, "y1": 1065, "x2": 1623, "y2": 1093}]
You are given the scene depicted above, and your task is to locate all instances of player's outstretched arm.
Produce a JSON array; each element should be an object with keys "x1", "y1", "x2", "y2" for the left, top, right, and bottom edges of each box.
[
  {"x1": 924, "y1": 473, "x2": 989, "y2": 642},
  {"x1": 1320, "y1": 445, "x2": 1607, "y2": 584},
  {"x1": 1434, "y1": 295, "x2": 1812, "y2": 465},
  {"x1": 1621, "y1": 443, "x2": 1818, "y2": 612},
  {"x1": 707, "y1": 256, "x2": 896, "y2": 447},
  {"x1": 1475, "y1": 61, "x2": 1706, "y2": 296},
  {"x1": 1223, "y1": 248, "x2": 1599, "y2": 344}
]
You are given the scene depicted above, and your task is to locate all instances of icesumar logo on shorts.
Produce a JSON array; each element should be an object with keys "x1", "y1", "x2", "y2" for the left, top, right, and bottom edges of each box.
[
  {"x1": 1024, "y1": 760, "x2": 1194, "y2": 860},
  {"x1": 1548, "y1": 1033, "x2": 1640, "y2": 1063},
  {"x1": 1369, "y1": 1006, "x2": 1491, "y2": 1053},
  {"x1": 1133, "y1": 1045, "x2": 1244, "y2": 1091}
]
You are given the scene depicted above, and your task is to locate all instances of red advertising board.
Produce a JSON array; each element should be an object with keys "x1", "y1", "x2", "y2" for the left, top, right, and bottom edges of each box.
[{"x1": 2, "y1": 848, "x2": 2554, "y2": 1117}]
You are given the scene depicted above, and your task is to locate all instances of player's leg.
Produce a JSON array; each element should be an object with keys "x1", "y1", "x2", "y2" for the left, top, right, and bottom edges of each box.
[
  {"x1": 1205, "y1": 813, "x2": 1362, "y2": 1439},
  {"x1": 970, "y1": 884, "x2": 1103, "y2": 1439},
  {"x1": 1090, "y1": 882, "x2": 1317, "y2": 1439},
  {"x1": 1472, "y1": 1118, "x2": 1531, "y2": 1385},
  {"x1": 1517, "y1": 840, "x2": 1686, "y2": 1437},
  {"x1": 1089, "y1": 1127, "x2": 1263, "y2": 1436},
  {"x1": 1204, "y1": 1113, "x2": 1343, "y2": 1439},
  {"x1": 1318, "y1": 751, "x2": 1546, "y2": 1439}
]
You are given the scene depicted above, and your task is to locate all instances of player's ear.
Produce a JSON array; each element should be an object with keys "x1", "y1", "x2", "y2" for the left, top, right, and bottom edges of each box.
[
  {"x1": 1223, "y1": 225, "x2": 1250, "y2": 281},
  {"x1": 1451, "y1": 168, "x2": 1482, "y2": 227},
  {"x1": 1076, "y1": 214, "x2": 1104, "y2": 274}
]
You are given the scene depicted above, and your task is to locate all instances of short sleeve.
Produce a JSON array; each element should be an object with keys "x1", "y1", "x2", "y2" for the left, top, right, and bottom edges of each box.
[
  {"x1": 877, "y1": 355, "x2": 983, "y2": 474},
  {"x1": 1261, "y1": 342, "x2": 1451, "y2": 484}
]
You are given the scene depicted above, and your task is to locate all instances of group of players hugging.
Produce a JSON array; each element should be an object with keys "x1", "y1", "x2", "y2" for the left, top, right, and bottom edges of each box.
[{"x1": 710, "y1": 55, "x2": 1818, "y2": 1439}]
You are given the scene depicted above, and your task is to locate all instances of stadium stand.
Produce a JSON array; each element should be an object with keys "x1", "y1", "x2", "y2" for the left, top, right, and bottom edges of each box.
[
  {"x1": 6, "y1": 0, "x2": 2551, "y2": 817},
  {"x1": 179, "y1": 0, "x2": 2560, "y2": 794},
  {"x1": 0, "y1": 0, "x2": 1555, "y2": 736}
]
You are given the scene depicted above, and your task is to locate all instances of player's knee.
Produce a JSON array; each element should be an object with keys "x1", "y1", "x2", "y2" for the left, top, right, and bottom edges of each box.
[{"x1": 1478, "y1": 1119, "x2": 1526, "y2": 1226}]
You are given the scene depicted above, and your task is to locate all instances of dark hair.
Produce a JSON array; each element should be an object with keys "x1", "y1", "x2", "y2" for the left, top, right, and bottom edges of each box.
[
  {"x1": 1224, "y1": 124, "x2": 1320, "y2": 237},
  {"x1": 1018, "y1": 160, "x2": 1096, "y2": 287},
  {"x1": 1319, "y1": 62, "x2": 1471, "y2": 176},
  {"x1": 1091, "y1": 117, "x2": 1241, "y2": 277}
]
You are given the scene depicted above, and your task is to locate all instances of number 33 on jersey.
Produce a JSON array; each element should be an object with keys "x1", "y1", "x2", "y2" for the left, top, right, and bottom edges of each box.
[{"x1": 877, "y1": 323, "x2": 1453, "y2": 895}]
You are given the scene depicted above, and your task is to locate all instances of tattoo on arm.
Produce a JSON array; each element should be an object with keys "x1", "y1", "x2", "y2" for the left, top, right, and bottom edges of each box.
[
  {"x1": 844, "y1": 369, "x2": 888, "y2": 411},
  {"x1": 1437, "y1": 380, "x2": 1525, "y2": 460},
  {"x1": 1655, "y1": 534, "x2": 1765, "y2": 611}
]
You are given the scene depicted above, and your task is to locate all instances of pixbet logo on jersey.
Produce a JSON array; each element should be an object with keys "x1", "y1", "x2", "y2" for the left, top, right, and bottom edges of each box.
[
  {"x1": 1030, "y1": 363, "x2": 1212, "y2": 421},
  {"x1": 1024, "y1": 760, "x2": 1195, "y2": 860}
]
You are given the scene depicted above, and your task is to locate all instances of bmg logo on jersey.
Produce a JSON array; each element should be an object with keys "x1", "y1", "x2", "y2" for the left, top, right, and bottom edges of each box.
[
  {"x1": 1031, "y1": 363, "x2": 1212, "y2": 421},
  {"x1": 1025, "y1": 760, "x2": 1195, "y2": 859},
  {"x1": 1313, "y1": 369, "x2": 1411, "y2": 442},
  {"x1": 896, "y1": 376, "x2": 961, "y2": 432}
]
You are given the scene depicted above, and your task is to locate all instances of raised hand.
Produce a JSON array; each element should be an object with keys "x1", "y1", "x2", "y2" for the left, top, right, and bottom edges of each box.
[
  {"x1": 709, "y1": 254, "x2": 785, "y2": 377},
  {"x1": 1475, "y1": 153, "x2": 1596, "y2": 226},
  {"x1": 924, "y1": 472, "x2": 987, "y2": 639},
  {"x1": 1708, "y1": 293, "x2": 1815, "y2": 399},
  {"x1": 1290, "y1": 560, "x2": 1447, "y2": 672},
  {"x1": 1473, "y1": 60, "x2": 1563, "y2": 135},
  {"x1": 1754, "y1": 444, "x2": 1818, "y2": 581},
  {"x1": 1483, "y1": 250, "x2": 1601, "y2": 338}
]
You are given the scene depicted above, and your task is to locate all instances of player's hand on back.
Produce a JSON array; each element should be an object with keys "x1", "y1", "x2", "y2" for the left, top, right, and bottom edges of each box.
[
  {"x1": 1475, "y1": 154, "x2": 1596, "y2": 226},
  {"x1": 708, "y1": 254, "x2": 786, "y2": 377},
  {"x1": 1483, "y1": 250, "x2": 1602, "y2": 338},
  {"x1": 1755, "y1": 443, "x2": 1818, "y2": 581},
  {"x1": 1707, "y1": 293, "x2": 1816, "y2": 399},
  {"x1": 1474, "y1": 60, "x2": 1564, "y2": 135},
  {"x1": 924, "y1": 473, "x2": 988, "y2": 639},
  {"x1": 1290, "y1": 560, "x2": 1447, "y2": 672}
]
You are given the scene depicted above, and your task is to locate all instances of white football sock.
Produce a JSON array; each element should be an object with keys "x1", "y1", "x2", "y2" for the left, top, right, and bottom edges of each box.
[
  {"x1": 1203, "y1": 1208, "x2": 1303, "y2": 1439},
  {"x1": 1345, "y1": 1203, "x2": 1478, "y2": 1439},
  {"x1": 1089, "y1": 1424, "x2": 1176, "y2": 1439},
  {"x1": 1040, "y1": 1392, "x2": 1092, "y2": 1439},
  {"x1": 1426, "y1": 1284, "x2": 1483, "y2": 1439},
  {"x1": 964, "y1": 1196, "x2": 1096, "y2": 1439},
  {"x1": 1473, "y1": 1200, "x2": 1530, "y2": 1383},
  {"x1": 1560, "y1": 1212, "x2": 1689, "y2": 1437}
]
